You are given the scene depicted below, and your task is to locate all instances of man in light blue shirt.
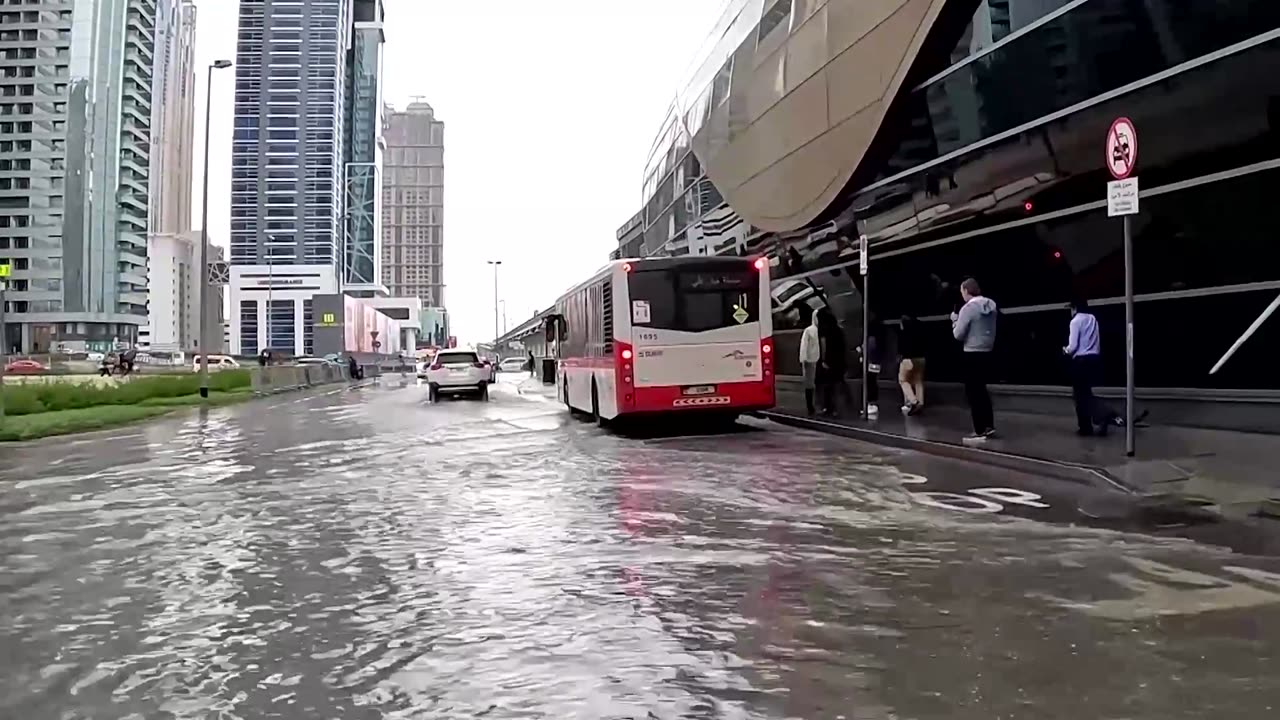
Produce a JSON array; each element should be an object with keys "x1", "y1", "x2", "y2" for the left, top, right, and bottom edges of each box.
[{"x1": 1063, "y1": 298, "x2": 1105, "y2": 436}]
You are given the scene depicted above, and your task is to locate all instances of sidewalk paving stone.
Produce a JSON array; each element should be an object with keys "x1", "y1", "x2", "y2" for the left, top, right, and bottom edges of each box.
[{"x1": 767, "y1": 381, "x2": 1280, "y2": 517}]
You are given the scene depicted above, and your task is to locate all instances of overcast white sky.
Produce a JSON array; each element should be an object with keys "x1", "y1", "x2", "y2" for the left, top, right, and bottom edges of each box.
[{"x1": 191, "y1": 0, "x2": 724, "y2": 346}]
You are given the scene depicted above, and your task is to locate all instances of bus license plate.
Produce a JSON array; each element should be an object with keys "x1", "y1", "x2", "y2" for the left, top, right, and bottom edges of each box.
[{"x1": 683, "y1": 385, "x2": 716, "y2": 396}]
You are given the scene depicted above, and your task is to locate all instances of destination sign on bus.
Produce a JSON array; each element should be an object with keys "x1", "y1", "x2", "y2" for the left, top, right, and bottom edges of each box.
[{"x1": 678, "y1": 271, "x2": 755, "y2": 291}]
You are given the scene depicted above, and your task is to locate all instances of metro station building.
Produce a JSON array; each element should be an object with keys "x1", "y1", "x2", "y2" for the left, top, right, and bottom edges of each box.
[{"x1": 627, "y1": 0, "x2": 1280, "y2": 428}]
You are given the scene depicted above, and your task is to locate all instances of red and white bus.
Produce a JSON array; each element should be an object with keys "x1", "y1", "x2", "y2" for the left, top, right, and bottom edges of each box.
[{"x1": 550, "y1": 256, "x2": 775, "y2": 423}]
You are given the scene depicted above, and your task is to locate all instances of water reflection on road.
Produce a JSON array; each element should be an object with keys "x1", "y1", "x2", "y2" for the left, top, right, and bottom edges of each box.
[{"x1": 1, "y1": 380, "x2": 1278, "y2": 718}]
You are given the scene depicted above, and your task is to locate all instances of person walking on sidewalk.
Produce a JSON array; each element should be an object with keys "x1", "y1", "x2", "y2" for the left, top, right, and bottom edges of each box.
[
  {"x1": 1064, "y1": 298, "x2": 1107, "y2": 436},
  {"x1": 798, "y1": 310, "x2": 821, "y2": 415},
  {"x1": 897, "y1": 314, "x2": 926, "y2": 415},
  {"x1": 951, "y1": 278, "x2": 998, "y2": 443},
  {"x1": 817, "y1": 307, "x2": 855, "y2": 417}
]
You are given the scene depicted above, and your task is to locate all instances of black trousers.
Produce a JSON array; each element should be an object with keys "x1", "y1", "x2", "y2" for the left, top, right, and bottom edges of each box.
[
  {"x1": 1070, "y1": 354, "x2": 1104, "y2": 432},
  {"x1": 961, "y1": 352, "x2": 994, "y2": 434},
  {"x1": 820, "y1": 368, "x2": 855, "y2": 415}
]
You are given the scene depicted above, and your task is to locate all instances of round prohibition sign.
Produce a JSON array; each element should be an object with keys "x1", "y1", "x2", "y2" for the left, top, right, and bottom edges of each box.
[{"x1": 1106, "y1": 117, "x2": 1138, "y2": 179}]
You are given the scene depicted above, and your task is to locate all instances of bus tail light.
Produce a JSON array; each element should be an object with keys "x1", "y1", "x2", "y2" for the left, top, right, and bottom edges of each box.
[
  {"x1": 616, "y1": 342, "x2": 634, "y2": 385},
  {"x1": 762, "y1": 338, "x2": 773, "y2": 376},
  {"x1": 616, "y1": 341, "x2": 636, "y2": 409}
]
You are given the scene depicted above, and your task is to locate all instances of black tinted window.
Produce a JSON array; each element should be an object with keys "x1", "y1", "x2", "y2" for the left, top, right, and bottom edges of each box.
[
  {"x1": 437, "y1": 352, "x2": 477, "y2": 364},
  {"x1": 630, "y1": 268, "x2": 760, "y2": 333}
]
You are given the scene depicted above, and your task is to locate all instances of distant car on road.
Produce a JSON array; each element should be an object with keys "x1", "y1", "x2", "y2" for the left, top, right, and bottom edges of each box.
[
  {"x1": 424, "y1": 349, "x2": 490, "y2": 402},
  {"x1": 499, "y1": 357, "x2": 527, "y2": 374},
  {"x1": 191, "y1": 354, "x2": 241, "y2": 372},
  {"x1": 4, "y1": 359, "x2": 47, "y2": 375}
]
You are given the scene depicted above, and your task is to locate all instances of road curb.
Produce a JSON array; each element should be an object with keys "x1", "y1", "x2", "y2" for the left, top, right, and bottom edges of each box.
[{"x1": 759, "y1": 410, "x2": 1132, "y2": 493}]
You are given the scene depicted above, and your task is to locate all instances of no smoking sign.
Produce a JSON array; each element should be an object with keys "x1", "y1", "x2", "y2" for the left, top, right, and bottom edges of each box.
[{"x1": 1106, "y1": 117, "x2": 1138, "y2": 180}]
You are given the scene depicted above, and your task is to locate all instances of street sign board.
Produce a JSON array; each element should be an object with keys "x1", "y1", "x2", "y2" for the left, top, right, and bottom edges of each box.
[
  {"x1": 1106, "y1": 117, "x2": 1138, "y2": 179},
  {"x1": 1107, "y1": 177, "x2": 1140, "y2": 216},
  {"x1": 858, "y1": 234, "x2": 869, "y2": 276}
]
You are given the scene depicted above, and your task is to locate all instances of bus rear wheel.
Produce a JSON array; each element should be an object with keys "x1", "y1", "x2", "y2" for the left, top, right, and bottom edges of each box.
[{"x1": 591, "y1": 382, "x2": 605, "y2": 427}]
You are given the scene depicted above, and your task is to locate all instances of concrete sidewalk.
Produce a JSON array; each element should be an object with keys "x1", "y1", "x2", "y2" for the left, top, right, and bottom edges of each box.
[{"x1": 765, "y1": 378, "x2": 1280, "y2": 521}]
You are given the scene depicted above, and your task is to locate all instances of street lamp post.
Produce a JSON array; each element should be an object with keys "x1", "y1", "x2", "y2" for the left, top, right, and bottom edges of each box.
[
  {"x1": 265, "y1": 236, "x2": 276, "y2": 353},
  {"x1": 198, "y1": 59, "x2": 233, "y2": 399},
  {"x1": 487, "y1": 260, "x2": 501, "y2": 343}
]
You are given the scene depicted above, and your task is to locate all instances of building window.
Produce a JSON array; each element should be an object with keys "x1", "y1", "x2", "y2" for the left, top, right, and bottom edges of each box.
[
  {"x1": 303, "y1": 299, "x2": 314, "y2": 356},
  {"x1": 757, "y1": 0, "x2": 793, "y2": 44},
  {"x1": 267, "y1": 299, "x2": 295, "y2": 353},
  {"x1": 239, "y1": 300, "x2": 259, "y2": 355}
]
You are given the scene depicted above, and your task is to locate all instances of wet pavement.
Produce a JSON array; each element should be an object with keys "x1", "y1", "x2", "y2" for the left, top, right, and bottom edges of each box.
[{"x1": 2, "y1": 375, "x2": 1279, "y2": 719}]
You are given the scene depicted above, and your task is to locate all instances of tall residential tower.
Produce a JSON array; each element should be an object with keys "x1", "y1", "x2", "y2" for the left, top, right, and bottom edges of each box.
[
  {"x1": 227, "y1": 0, "x2": 354, "y2": 356},
  {"x1": 140, "y1": 0, "x2": 200, "y2": 353},
  {"x1": 382, "y1": 101, "x2": 444, "y2": 307},
  {"x1": 0, "y1": 0, "x2": 158, "y2": 353}
]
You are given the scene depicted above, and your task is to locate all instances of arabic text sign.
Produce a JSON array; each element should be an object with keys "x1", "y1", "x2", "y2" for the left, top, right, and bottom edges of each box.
[{"x1": 1107, "y1": 178, "x2": 1139, "y2": 217}]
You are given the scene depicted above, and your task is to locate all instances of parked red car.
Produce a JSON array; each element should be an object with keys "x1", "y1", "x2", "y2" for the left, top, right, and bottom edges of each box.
[{"x1": 4, "y1": 359, "x2": 47, "y2": 375}]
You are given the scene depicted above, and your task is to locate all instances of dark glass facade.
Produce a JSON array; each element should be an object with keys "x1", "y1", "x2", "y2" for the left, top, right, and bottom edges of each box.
[{"x1": 666, "y1": 0, "x2": 1280, "y2": 392}]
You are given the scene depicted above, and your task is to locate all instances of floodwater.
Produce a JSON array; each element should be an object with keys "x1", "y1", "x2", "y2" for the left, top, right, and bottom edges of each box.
[{"x1": 2, "y1": 378, "x2": 1278, "y2": 719}]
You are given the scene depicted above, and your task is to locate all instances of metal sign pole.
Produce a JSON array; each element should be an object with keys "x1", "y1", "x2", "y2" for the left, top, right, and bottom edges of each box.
[
  {"x1": 859, "y1": 234, "x2": 869, "y2": 419},
  {"x1": 1106, "y1": 116, "x2": 1139, "y2": 457},
  {"x1": 1123, "y1": 215, "x2": 1135, "y2": 456},
  {"x1": 0, "y1": 281, "x2": 6, "y2": 421}
]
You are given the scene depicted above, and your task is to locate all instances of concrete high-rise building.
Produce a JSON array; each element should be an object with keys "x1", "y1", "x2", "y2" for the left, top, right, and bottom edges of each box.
[
  {"x1": 141, "y1": 0, "x2": 197, "y2": 352},
  {"x1": 150, "y1": 0, "x2": 196, "y2": 236},
  {"x1": 382, "y1": 101, "x2": 444, "y2": 307},
  {"x1": 0, "y1": 0, "x2": 157, "y2": 354},
  {"x1": 227, "y1": 0, "x2": 357, "y2": 356},
  {"x1": 137, "y1": 231, "x2": 223, "y2": 353},
  {"x1": 341, "y1": 0, "x2": 385, "y2": 294}
]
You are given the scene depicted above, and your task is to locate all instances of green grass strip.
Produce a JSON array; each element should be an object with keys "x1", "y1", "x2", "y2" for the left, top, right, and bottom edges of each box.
[{"x1": 0, "y1": 405, "x2": 176, "y2": 442}]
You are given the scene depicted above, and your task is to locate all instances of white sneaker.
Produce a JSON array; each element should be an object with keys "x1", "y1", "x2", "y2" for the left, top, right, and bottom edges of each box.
[{"x1": 962, "y1": 434, "x2": 988, "y2": 446}]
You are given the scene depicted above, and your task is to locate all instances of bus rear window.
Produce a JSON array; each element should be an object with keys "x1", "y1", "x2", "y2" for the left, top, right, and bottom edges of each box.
[{"x1": 629, "y1": 268, "x2": 759, "y2": 333}]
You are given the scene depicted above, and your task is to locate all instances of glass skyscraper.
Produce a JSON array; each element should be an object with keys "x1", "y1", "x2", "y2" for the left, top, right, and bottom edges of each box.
[
  {"x1": 342, "y1": 0, "x2": 385, "y2": 292},
  {"x1": 230, "y1": 0, "x2": 351, "y2": 268},
  {"x1": 0, "y1": 0, "x2": 157, "y2": 353}
]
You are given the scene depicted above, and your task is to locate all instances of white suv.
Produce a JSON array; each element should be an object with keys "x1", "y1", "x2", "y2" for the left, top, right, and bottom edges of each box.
[{"x1": 425, "y1": 350, "x2": 490, "y2": 402}]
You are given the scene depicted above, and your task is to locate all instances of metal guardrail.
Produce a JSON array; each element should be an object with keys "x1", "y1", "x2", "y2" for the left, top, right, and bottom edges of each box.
[{"x1": 250, "y1": 363, "x2": 374, "y2": 395}]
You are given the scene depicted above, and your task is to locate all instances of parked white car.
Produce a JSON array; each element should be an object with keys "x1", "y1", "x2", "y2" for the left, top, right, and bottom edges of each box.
[
  {"x1": 192, "y1": 354, "x2": 241, "y2": 372},
  {"x1": 499, "y1": 357, "x2": 527, "y2": 373},
  {"x1": 425, "y1": 349, "x2": 490, "y2": 402}
]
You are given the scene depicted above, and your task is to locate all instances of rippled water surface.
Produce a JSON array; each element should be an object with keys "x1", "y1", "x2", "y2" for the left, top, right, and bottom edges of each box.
[{"x1": 2, "y1": 380, "x2": 1279, "y2": 719}]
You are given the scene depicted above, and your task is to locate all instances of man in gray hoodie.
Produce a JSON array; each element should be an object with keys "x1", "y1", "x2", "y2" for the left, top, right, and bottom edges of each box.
[{"x1": 951, "y1": 278, "x2": 998, "y2": 442}]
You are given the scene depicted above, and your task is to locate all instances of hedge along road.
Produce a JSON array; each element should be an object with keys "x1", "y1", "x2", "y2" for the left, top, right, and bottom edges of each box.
[{"x1": 0, "y1": 370, "x2": 255, "y2": 441}]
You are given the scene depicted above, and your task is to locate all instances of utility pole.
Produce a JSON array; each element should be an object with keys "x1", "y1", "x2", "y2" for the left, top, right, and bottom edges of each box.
[
  {"x1": 487, "y1": 260, "x2": 502, "y2": 343},
  {"x1": 0, "y1": 268, "x2": 7, "y2": 420}
]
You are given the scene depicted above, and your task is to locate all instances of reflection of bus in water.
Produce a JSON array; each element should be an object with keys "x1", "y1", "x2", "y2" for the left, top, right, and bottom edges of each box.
[{"x1": 551, "y1": 256, "x2": 775, "y2": 423}]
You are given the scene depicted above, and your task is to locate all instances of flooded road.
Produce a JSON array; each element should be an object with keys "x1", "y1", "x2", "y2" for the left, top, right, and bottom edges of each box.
[{"x1": 2, "y1": 377, "x2": 1279, "y2": 719}]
